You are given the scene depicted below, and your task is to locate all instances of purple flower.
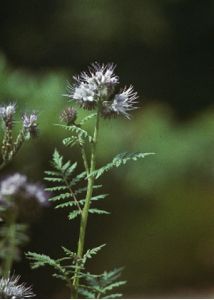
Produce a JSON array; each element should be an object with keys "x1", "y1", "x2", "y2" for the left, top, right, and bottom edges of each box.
[
  {"x1": 0, "y1": 103, "x2": 16, "y2": 129},
  {"x1": 22, "y1": 113, "x2": 38, "y2": 137},
  {"x1": 25, "y1": 183, "x2": 49, "y2": 207},
  {"x1": 64, "y1": 62, "x2": 139, "y2": 118},
  {"x1": 0, "y1": 173, "x2": 27, "y2": 196},
  {"x1": 0, "y1": 173, "x2": 49, "y2": 207},
  {"x1": 65, "y1": 63, "x2": 119, "y2": 109},
  {"x1": 0, "y1": 274, "x2": 35, "y2": 298},
  {"x1": 101, "y1": 86, "x2": 138, "y2": 119}
]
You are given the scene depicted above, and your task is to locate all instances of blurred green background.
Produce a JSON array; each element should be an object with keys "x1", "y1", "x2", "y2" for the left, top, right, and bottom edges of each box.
[{"x1": 0, "y1": 0, "x2": 214, "y2": 298}]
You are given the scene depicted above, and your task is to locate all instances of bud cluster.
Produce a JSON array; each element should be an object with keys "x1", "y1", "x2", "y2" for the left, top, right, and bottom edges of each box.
[
  {"x1": 65, "y1": 63, "x2": 138, "y2": 119},
  {"x1": 0, "y1": 103, "x2": 39, "y2": 168}
]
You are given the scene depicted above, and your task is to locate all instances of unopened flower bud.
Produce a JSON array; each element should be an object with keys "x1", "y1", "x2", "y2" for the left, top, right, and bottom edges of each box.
[
  {"x1": 22, "y1": 113, "x2": 38, "y2": 138},
  {"x1": 60, "y1": 107, "x2": 77, "y2": 125},
  {"x1": 0, "y1": 103, "x2": 16, "y2": 129}
]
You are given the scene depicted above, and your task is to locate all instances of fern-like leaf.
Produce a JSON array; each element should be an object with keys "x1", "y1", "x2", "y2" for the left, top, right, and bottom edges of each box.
[
  {"x1": 89, "y1": 208, "x2": 110, "y2": 215},
  {"x1": 68, "y1": 210, "x2": 81, "y2": 220},
  {"x1": 89, "y1": 152, "x2": 155, "y2": 179},
  {"x1": 79, "y1": 113, "x2": 97, "y2": 125}
]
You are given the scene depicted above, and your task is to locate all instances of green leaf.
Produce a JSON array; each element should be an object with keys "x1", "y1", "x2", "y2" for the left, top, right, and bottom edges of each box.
[
  {"x1": 55, "y1": 200, "x2": 76, "y2": 209},
  {"x1": 63, "y1": 136, "x2": 78, "y2": 147},
  {"x1": 61, "y1": 247, "x2": 78, "y2": 259},
  {"x1": 89, "y1": 208, "x2": 110, "y2": 215},
  {"x1": 83, "y1": 244, "x2": 106, "y2": 261},
  {"x1": 45, "y1": 185, "x2": 67, "y2": 192},
  {"x1": 79, "y1": 113, "x2": 97, "y2": 125},
  {"x1": 78, "y1": 288, "x2": 96, "y2": 299},
  {"x1": 48, "y1": 192, "x2": 71, "y2": 202},
  {"x1": 103, "y1": 281, "x2": 126, "y2": 293},
  {"x1": 68, "y1": 210, "x2": 81, "y2": 220},
  {"x1": 104, "y1": 293, "x2": 123, "y2": 299},
  {"x1": 44, "y1": 170, "x2": 61, "y2": 176},
  {"x1": 52, "y1": 149, "x2": 63, "y2": 170},
  {"x1": 91, "y1": 194, "x2": 108, "y2": 201},
  {"x1": 44, "y1": 177, "x2": 64, "y2": 183},
  {"x1": 56, "y1": 124, "x2": 93, "y2": 142},
  {"x1": 89, "y1": 152, "x2": 155, "y2": 179}
]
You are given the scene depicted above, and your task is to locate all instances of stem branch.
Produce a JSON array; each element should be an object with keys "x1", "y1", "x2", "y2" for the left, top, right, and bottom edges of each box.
[{"x1": 72, "y1": 106, "x2": 101, "y2": 298}]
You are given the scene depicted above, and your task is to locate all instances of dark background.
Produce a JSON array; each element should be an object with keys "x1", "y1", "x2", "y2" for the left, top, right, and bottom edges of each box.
[{"x1": 0, "y1": 0, "x2": 214, "y2": 298}]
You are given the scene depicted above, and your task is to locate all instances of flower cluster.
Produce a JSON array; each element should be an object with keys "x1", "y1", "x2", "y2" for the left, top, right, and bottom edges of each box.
[
  {"x1": 0, "y1": 103, "x2": 16, "y2": 129},
  {"x1": 22, "y1": 113, "x2": 38, "y2": 138},
  {"x1": 0, "y1": 275, "x2": 35, "y2": 299},
  {"x1": 0, "y1": 173, "x2": 49, "y2": 207},
  {"x1": 65, "y1": 63, "x2": 138, "y2": 119},
  {"x1": 0, "y1": 104, "x2": 38, "y2": 135}
]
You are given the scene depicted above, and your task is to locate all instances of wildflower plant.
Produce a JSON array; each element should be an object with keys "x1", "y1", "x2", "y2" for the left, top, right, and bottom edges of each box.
[
  {"x1": 0, "y1": 173, "x2": 48, "y2": 278},
  {"x1": 27, "y1": 63, "x2": 154, "y2": 298},
  {"x1": 0, "y1": 103, "x2": 42, "y2": 297},
  {"x1": 0, "y1": 103, "x2": 38, "y2": 171}
]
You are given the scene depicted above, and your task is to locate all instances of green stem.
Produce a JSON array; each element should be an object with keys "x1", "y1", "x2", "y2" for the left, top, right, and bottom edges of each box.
[
  {"x1": 2, "y1": 209, "x2": 17, "y2": 278},
  {"x1": 72, "y1": 107, "x2": 101, "y2": 298}
]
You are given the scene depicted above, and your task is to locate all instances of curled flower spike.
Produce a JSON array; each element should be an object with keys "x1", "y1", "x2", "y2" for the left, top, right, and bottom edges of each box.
[
  {"x1": 22, "y1": 113, "x2": 38, "y2": 137},
  {"x1": 65, "y1": 63, "x2": 119, "y2": 109},
  {"x1": 65, "y1": 62, "x2": 138, "y2": 118},
  {"x1": 0, "y1": 274, "x2": 35, "y2": 299},
  {"x1": 0, "y1": 103, "x2": 16, "y2": 129},
  {"x1": 60, "y1": 107, "x2": 77, "y2": 125},
  {"x1": 110, "y1": 86, "x2": 138, "y2": 119}
]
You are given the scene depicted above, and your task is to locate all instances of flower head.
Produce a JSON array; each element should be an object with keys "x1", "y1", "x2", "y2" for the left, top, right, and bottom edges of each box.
[
  {"x1": 60, "y1": 107, "x2": 77, "y2": 125},
  {"x1": 65, "y1": 63, "x2": 119, "y2": 109},
  {"x1": 0, "y1": 173, "x2": 49, "y2": 207},
  {"x1": 0, "y1": 275, "x2": 35, "y2": 299},
  {"x1": 22, "y1": 113, "x2": 38, "y2": 137},
  {"x1": 65, "y1": 62, "x2": 138, "y2": 118},
  {"x1": 110, "y1": 86, "x2": 138, "y2": 118},
  {"x1": 0, "y1": 103, "x2": 16, "y2": 129},
  {"x1": 25, "y1": 183, "x2": 49, "y2": 206},
  {"x1": 0, "y1": 173, "x2": 27, "y2": 196}
]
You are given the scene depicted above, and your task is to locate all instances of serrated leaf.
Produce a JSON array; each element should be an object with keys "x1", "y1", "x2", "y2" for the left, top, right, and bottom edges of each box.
[
  {"x1": 61, "y1": 246, "x2": 78, "y2": 259},
  {"x1": 44, "y1": 170, "x2": 61, "y2": 176},
  {"x1": 78, "y1": 288, "x2": 96, "y2": 299},
  {"x1": 89, "y1": 208, "x2": 110, "y2": 215},
  {"x1": 55, "y1": 200, "x2": 76, "y2": 209},
  {"x1": 56, "y1": 124, "x2": 93, "y2": 142},
  {"x1": 53, "y1": 149, "x2": 63, "y2": 170},
  {"x1": 44, "y1": 177, "x2": 64, "y2": 182},
  {"x1": 48, "y1": 192, "x2": 71, "y2": 202},
  {"x1": 103, "y1": 281, "x2": 126, "y2": 292},
  {"x1": 89, "y1": 152, "x2": 155, "y2": 179},
  {"x1": 79, "y1": 113, "x2": 97, "y2": 125},
  {"x1": 83, "y1": 244, "x2": 106, "y2": 261},
  {"x1": 63, "y1": 136, "x2": 78, "y2": 147},
  {"x1": 45, "y1": 186, "x2": 67, "y2": 192},
  {"x1": 104, "y1": 293, "x2": 123, "y2": 299},
  {"x1": 91, "y1": 194, "x2": 108, "y2": 201},
  {"x1": 68, "y1": 210, "x2": 81, "y2": 220}
]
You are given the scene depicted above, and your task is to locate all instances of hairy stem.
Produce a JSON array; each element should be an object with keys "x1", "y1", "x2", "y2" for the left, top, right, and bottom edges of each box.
[{"x1": 72, "y1": 107, "x2": 101, "y2": 298}]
